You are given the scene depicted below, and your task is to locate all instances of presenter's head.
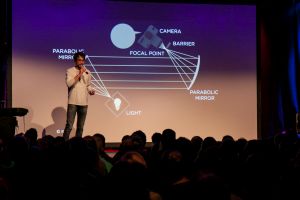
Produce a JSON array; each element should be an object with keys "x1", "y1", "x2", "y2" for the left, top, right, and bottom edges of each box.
[{"x1": 73, "y1": 52, "x2": 86, "y2": 67}]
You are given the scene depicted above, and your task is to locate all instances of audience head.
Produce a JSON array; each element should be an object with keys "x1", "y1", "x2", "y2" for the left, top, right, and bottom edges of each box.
[
  {"x1": 24, "y1": 128, "x2": 38, "y2": 146},
  {"x1": 151, "y1": 132, "x2": 162, "y2": 145},
  {"x1": 131, "y1": 130, "x2": 147, "y2": 148},
  {"x1": 161, "y1": 129, "x2": 176, "y2": 150},
  {"x1": 93, "y1": 133, "x2": 106, "y2": 152}
]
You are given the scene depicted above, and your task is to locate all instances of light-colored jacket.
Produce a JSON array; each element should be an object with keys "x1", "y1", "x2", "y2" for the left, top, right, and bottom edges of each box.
[{"x1": 66, "y1": 66, "x2": 93, "y2": 106}]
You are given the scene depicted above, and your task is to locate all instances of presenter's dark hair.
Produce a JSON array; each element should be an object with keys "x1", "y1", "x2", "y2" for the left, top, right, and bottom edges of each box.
[{"x1": 73, "y1": 52, "x2": 86, "y2": 61}]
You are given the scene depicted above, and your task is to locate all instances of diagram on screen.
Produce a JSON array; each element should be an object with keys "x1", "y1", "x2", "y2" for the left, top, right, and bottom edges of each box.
[{"x1": 84, "y1": 23, "x2": 201, "y2": 116}]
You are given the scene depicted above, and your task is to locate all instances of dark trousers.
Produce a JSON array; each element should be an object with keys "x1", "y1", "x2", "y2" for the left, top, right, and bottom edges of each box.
[{"x1": 63, "y1": 104, "x2": 88, "y2": 140}]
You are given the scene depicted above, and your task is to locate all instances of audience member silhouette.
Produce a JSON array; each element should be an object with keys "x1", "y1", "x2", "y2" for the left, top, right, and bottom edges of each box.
[{"x1": 1, "y1": 128, "x2": 300, "y2": 200}]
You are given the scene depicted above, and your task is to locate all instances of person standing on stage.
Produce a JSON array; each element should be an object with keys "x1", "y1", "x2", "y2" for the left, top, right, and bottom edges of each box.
[{"x1": 63, "y1": 52, "x2": 95, "y2": 140}]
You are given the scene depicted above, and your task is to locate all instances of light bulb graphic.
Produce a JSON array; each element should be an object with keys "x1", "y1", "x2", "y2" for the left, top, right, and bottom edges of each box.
[{"x1": 113, "y1": 98, "x2": 122, "y2": 111}]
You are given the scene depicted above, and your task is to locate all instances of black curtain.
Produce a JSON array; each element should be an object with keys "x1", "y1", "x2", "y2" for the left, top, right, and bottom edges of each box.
[
  {"x1": 259, "y1": 0, "x2": 300, "y2": 138},
  {"x1": 0, "y1": 0, "x2": 11, "y2": 109}
]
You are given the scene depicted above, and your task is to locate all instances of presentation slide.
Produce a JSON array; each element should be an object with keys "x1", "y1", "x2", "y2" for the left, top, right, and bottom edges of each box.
[{"x1": 12, "y1": 0, "x2": 257, "y2": 142}]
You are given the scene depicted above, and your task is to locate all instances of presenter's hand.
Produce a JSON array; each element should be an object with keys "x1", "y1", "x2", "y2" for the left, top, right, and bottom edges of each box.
[{"x1": 80, "y1": 67, "x2": 86, "y2": 75}]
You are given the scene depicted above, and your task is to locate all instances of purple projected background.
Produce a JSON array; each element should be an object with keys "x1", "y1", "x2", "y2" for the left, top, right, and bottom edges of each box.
[{"x1": 12, "y1": 0, "x2": 257, "y2": 142}]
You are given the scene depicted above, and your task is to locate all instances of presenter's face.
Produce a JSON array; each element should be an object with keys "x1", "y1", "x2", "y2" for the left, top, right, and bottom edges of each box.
[{"x1": 75, "y1": 56, "x2": 85, "y2": 66}]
